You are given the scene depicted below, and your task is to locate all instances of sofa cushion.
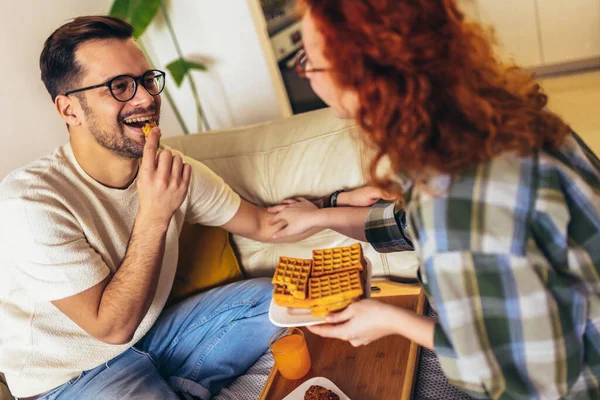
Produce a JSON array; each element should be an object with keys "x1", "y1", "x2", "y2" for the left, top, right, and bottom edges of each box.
[
  {"x1": 163, "y1": 108, "x2": 419, "y2": 280},
  {"x1": 167, "y1": 224, "x2": 244, "y2": 306}
]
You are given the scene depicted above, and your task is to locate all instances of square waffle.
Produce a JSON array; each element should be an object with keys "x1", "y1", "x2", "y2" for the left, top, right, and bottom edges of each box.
[
  {"x1": 312, "y1": 243, "x2": 365, "y2": 277},
  {"x1": 271, "y1": 257, "x2": 312, "y2": 300},
  {"x1": 272, "y1": 244, "x2": 368, "y2": 316},
  {"x1": 308, "y1": 270, "x2": 363, "y2": 316},
  {"x1": 273, "y1": 283, "x2": 312, "y2": 308}
]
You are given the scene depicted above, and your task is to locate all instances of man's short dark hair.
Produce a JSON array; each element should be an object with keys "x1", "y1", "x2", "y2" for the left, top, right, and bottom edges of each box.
[{"x1": 40, "y1": 16, "x2": 134, "y2": 102}]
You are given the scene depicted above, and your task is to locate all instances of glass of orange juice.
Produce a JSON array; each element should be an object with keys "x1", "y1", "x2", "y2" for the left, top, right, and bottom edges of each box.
[{"x1": 269, "y1": 327, "x2": 312, "y2": 380}]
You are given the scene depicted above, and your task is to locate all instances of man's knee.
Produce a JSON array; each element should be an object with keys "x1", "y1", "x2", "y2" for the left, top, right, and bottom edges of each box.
[
  {"x1": 244, "y1": 277, "x2": 273, "y2": 290},
  {"x1": 238, "y1": 277, "x2": 273, "y2": 304}
]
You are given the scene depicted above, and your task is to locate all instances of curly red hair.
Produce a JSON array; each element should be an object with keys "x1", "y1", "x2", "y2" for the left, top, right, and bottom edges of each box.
[{"x1": 299, "y1": 0, "x2": 571, "y2": 189}]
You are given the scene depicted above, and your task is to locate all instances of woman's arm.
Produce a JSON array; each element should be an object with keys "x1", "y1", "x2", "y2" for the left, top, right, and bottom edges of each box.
[
  {"x1": 268, "y1": 199, "x2": 370, "y2": 241},
  {"x1": 268, "y1": 188, "x2": 413, "y2": 253},
  {"x1": 307, "y1": 299, "x2": 435, "y2": 349}
]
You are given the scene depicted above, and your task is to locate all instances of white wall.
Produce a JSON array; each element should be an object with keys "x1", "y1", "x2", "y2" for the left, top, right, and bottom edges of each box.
[
  {"x1": 0, "y1": 0, "x2": 111, "y2": 180},
  {"x1": 0, "y1": 0, "x2": 285, "y2": 179},
  {"x1": 143, "y1": 0, "x2": 286, "y2": 134}
]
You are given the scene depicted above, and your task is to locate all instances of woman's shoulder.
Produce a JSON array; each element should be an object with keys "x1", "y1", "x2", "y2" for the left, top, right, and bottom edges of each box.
[
  {"x1": 539, "y1": 132, "x2": 600, "y2": 192},
  {"x1": 410, "y1": 134, "x2": 599, "y2": 257},
  {"x1": 409, "y1": 154, "x2": 538, "y2": 257},
  {"x1": 416, "y1": 152, "x2": 537, "y2": 207}
]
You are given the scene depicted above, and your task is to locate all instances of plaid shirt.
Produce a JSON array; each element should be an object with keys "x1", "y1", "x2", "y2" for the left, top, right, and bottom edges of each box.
[{"x1": 365, "y1": 133, "x2": 600, "y2": 399}]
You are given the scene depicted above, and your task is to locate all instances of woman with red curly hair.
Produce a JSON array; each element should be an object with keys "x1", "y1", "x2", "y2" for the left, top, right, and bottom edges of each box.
[{"x1": 269, "y1": 0, "x2": 600, "y2": 398}]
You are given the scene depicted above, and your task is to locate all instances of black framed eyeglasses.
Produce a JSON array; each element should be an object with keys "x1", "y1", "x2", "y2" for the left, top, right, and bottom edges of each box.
[
  {"x1": 64, "y1": 69, "x2": 166, "y2": 102},
  {"x1": 296, "y1": 49, "x2": 329, "y2": 79}
]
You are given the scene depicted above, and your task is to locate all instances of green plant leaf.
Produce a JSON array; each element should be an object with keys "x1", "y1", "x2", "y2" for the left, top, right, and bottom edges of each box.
[
  {"x1": 109, "y1": 0, "x2": 160, "y2": 38},
  {"x1": 183, "y1": 60, "x2": 208, "y2": 72},
  {"x1": 129, "y1": 0, "x2": 160, "y2": 39},
  {"x1": 166, "y1": 58, "x2": 208, "y2": 87},
  {"x1": 109, "y1": 0, "x2": 130, "y2": 20}
]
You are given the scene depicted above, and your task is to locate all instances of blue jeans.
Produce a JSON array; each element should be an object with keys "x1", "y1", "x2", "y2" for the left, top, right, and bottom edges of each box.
[{"x1": 35, "y1": 278, "x2": 278, "y2": 400}]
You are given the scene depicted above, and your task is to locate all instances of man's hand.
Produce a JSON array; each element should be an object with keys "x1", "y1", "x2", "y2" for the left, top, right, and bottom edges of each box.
[
  {"x1": 52, "y1": 127, "x2": 193, "y2": 345},
  {"x1": 337, "y1": 186, "x2": 398, "y2": 207},
  {"x1": 267, "y1": 198, "x2": 320, "y2": 240},
  {"x1": 137, "y1": 127, "x2": 192, "y2": 226}
]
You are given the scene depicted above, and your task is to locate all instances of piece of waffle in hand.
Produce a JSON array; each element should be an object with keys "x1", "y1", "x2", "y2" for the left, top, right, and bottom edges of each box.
[
  {"x1": 312, "y1": 243, "x2": 365, "y2": 277},
  {"x1": 309, "y1": 270, "x2": 364, "y2": 316},
  {"x1": 142, "y1": 121, "x2": 157, "y2": 137},
  {"x1": 271, "y1": 257, "x2": 312, "y2": 300}
]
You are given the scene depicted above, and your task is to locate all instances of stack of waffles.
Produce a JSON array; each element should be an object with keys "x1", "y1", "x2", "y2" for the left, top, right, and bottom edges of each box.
[{"x1": 272, "y1": 243, "x2": 367, "y2": 316}]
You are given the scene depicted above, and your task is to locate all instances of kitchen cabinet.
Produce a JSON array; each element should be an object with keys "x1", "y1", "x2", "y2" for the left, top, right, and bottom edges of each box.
[
  {"x1": 475, "y1": 0, "x2": 543, "y2": 67},
  {"x1": 536, "y1": 0, "x2": 600, "y2": 64},
  {"x1": 459, "y1": 0, "x2": 600, "y2": 71}
]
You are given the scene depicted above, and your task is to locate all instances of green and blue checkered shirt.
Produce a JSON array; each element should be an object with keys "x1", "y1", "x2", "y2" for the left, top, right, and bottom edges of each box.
[{"x1": 365, "y1": 133, "x2": 600, "y2": 399}]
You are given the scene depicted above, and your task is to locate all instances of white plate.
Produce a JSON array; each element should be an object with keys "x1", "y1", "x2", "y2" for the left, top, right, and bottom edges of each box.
[
  {"x1": 283, "y1": 377, "x2": 351, "y2": 400},
  {"x1": 269, "y1": 258, "x2": 372, "y2": 327}
]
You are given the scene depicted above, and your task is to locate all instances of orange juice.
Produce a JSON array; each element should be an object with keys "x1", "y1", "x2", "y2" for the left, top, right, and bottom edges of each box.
[{"x1": 270, "y1": 332, "x2": 311, "y2": 380}]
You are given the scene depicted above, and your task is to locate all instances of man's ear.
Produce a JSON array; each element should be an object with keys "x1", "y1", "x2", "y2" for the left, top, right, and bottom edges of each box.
[{"x1": 55, "y1": 94, "x2": 83, "y2": 127}]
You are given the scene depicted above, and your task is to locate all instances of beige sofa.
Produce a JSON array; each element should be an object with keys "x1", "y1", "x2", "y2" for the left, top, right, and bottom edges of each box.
[
  {"x1": 163, "y1": 107, "x2": 419, "y2": 280},
  {"x1": 0, "y1": 108, "x2": 418, "y2": 399}
]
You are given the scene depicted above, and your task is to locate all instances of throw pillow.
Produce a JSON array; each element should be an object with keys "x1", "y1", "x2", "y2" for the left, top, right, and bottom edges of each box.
[{"x1": 168, "y1": 223, "x2": 245, "y2": 306}]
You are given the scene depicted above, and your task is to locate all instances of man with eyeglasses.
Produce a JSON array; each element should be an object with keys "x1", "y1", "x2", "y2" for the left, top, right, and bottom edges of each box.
[{"x1": 0, "y1": 15, "x2": 299, "y2": 400}]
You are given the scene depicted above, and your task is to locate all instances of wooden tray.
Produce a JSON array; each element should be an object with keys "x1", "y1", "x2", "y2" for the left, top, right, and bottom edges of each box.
[{"x1": 259, "y1": 281, "x2": 426, "y2": 400}]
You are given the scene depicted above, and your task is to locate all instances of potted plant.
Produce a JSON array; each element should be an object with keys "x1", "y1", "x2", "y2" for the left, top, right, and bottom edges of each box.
[{"x1": 110, "y1": 0, "x2": 210, "y2": 133}]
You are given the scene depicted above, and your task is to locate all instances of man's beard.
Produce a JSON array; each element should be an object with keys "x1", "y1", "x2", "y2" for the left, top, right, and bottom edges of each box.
[{"x1": 82, "y1": 103, "x2": 155, "y2": 159}]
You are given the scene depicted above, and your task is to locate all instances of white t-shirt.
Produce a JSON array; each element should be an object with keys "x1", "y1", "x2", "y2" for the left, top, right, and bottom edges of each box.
[{"x1": 0, "y1": 143, "x2": 241, "y2": 397}]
